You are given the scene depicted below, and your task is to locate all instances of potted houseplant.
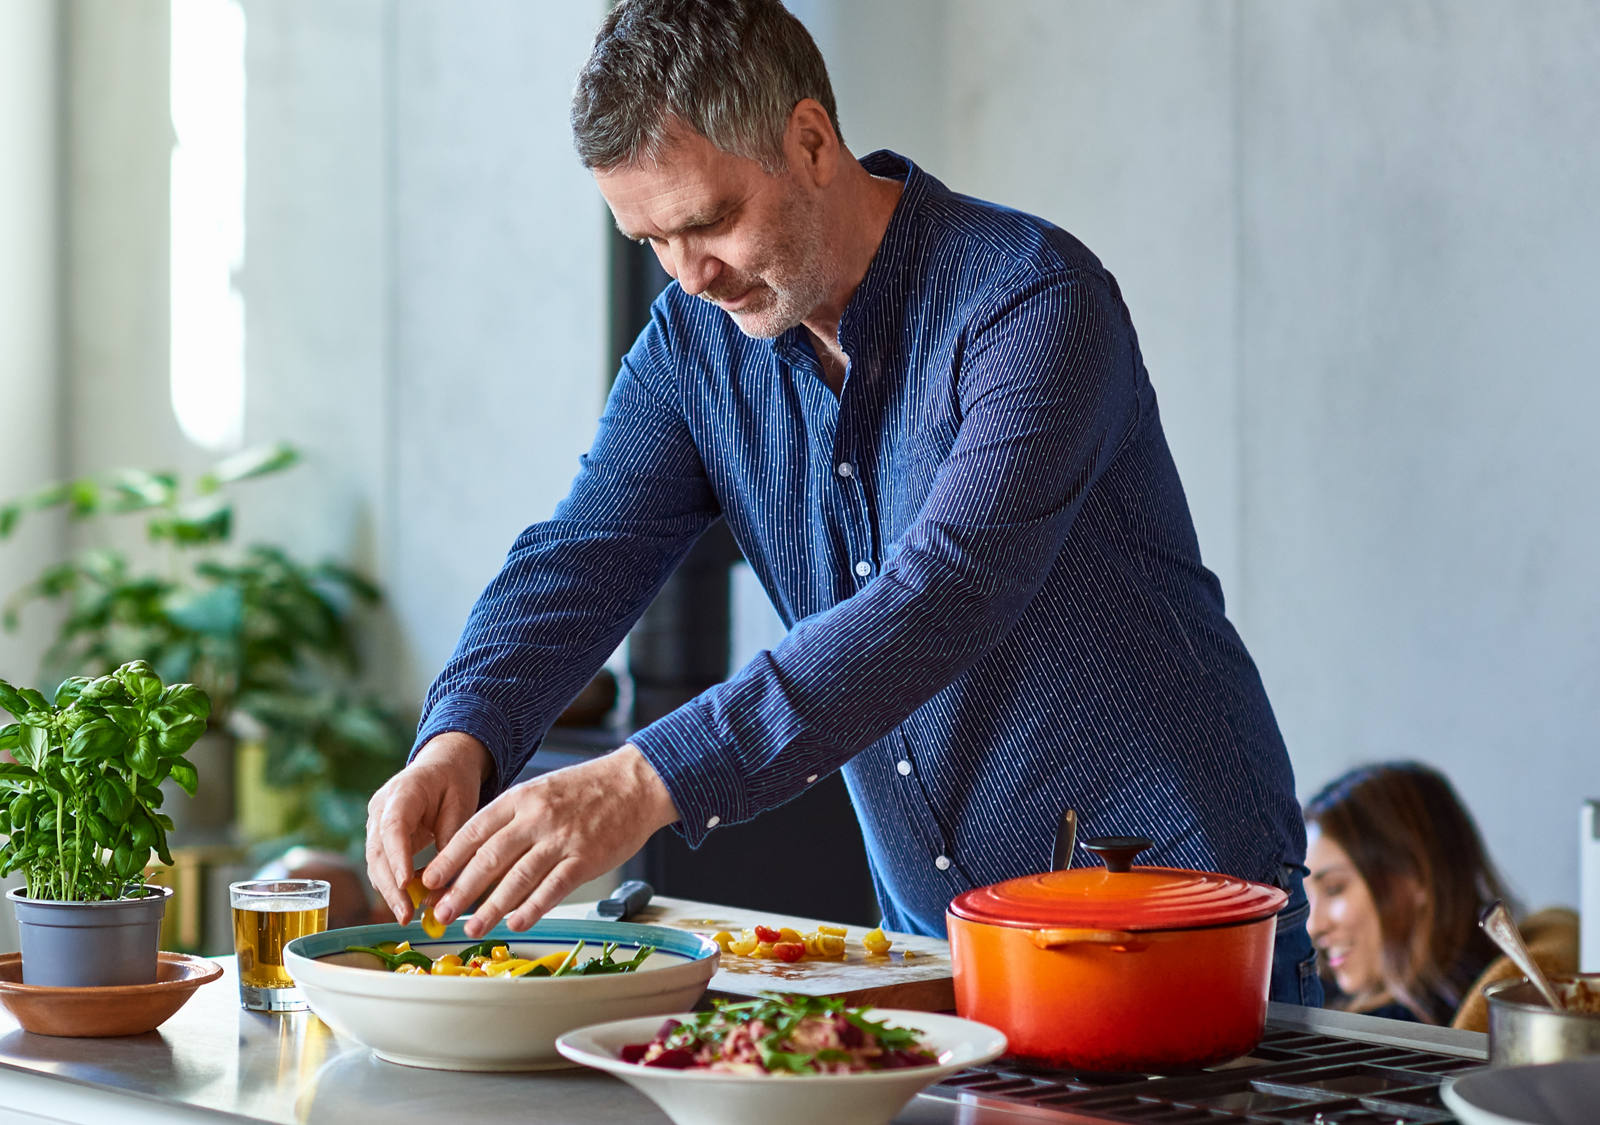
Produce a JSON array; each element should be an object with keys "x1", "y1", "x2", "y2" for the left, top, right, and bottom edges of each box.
[
  {"x1": 0, "y1": 444, "x2": 411, "y2": 859},
  {"x1": 0, "y1": 660, "x2": 210, "y2": 986}
]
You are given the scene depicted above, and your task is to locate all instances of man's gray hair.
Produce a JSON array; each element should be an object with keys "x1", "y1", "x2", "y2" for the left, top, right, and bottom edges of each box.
[{"x1": 571, "y1": 0, "x2": 842, "y2": 173}]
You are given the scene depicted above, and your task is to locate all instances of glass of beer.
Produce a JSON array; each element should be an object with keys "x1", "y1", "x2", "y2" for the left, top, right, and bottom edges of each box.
[{"x1": 229, "y1": 878, "x2": 330, "y2": 1012}]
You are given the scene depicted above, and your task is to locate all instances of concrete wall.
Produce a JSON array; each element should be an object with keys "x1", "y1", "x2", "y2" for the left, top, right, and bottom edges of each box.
[
  {"x1": 21, "y1": 1, "x2": 1597, "y2": 915},
  {"x1": 924, "y1": 0, "x2": 1600, "y2": 912},
  {"x1": 0, "y1": 0, "x2": 62, "y2": 684}
]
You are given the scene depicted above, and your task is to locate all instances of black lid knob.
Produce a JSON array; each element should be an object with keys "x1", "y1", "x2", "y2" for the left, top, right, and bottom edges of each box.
[{"x1": 1081, "y1": 835, "x2": 1153, "y2": 874}]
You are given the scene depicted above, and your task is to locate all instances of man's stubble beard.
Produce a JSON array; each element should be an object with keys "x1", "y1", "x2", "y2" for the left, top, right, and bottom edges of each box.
[{"x1": 710, "y1": 185, "x2": 836, "y2": 341}]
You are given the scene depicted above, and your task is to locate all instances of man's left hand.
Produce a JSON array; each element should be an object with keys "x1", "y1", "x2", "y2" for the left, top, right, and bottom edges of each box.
[{"x1": 421, "y1": 743, "x2": 680, "y2": 938}]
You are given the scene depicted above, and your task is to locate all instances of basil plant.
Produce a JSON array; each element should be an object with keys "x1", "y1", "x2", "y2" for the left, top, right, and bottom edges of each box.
[{"x1": 0, "y1": 660, "x2": 211, "y2": 902}]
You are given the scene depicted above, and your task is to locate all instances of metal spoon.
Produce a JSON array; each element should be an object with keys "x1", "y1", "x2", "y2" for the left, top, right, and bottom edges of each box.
[
  {"x1": 1051, "y1": 808, "x2": 1078, "y2": 871},
  {"x1": 1479, "y1": 899, "x2": 1565, "y2": 1010}
]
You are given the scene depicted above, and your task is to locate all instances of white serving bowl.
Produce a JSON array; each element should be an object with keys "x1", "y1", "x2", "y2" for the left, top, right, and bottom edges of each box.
[
  {"x1": 283, "y1": 918, "x2": 719, "y2": 1071},
  {"x1": 555, "y1": 1008, "x2": 1008, "y2": 1125}
]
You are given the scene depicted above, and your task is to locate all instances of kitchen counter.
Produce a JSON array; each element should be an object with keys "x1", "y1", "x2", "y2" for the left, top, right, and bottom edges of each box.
[{"x1": 0, "y1": 956, "x2": 1488, "y2": 1125}]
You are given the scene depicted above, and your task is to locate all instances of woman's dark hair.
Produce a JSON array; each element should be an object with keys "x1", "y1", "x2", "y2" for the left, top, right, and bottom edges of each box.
[
  {"x1": 571, "y1": 0, "x2": 841, "y2": 173},
  {"x1": 1305, "y1": 761, "x2": 1512, "y2": 1023}
]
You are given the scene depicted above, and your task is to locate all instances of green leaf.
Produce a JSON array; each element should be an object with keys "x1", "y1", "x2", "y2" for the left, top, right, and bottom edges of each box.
[
  {"x1": 148, "y1": 496, "x2": 231, "y2": 546},
  {"x1": 167, "y1": 758, "x2": 198, "y2": 797},
  {"x1": 0, "y1": 681, "x2": 24, "y2": 715},
  {"x1": 84, "y1": 810, "x2": 114, "y2": 848},
  {"x1": 20, "y1": 724, "x2": 49, "y2": 764},
  {"x1": 96, "y1": 776, "x2": 134, "y2": 823},
  {"x1": 0, "y1": 762, "x2": 40, "y2": 785},
  {"x1": 53, "y1": 676, "x2": 91, "y2": 706},
  {"x1": 68, "y1": 477, "x2": 100, "y2": 515},
  {"x1": 101, "y1": 704, "x2": 143, "y2": 735},
  {"x1": 156, "y1": 683, "x2": 212, "y2": 723},
  {"x1": 0, "y1": 503, "x2": 19, "y2": 538},
  {"x1": 112, "y1": 843, "x2": 141, "y2": 878},
  {"x1": 155, "y1": 716, "x2": 207, "y2": 757},
  {"x1": 162, "y1": 584, "x2": 244, "y2": 637},
  {"x1": 103, "y1": 468, "x2": 177, "y2": 511},
  {"x1": 128, "y1": 733, "x2": 160, "y2": 779},
  {"x1": 80, "y1": 676, "x2": 131, "y2": 706},
  {"x1": 208, "y1": 442, "x2": 299, "y2": 485},
  {"x1": 16, "y1": 687, "x2": 48, "y2": 713},
  {"x1": 0, "y1": 723, "x2": 19, "y2": 751},
  {"x1": 115, "y1": 660, "x2": 164, "y2": 705},
  {"x1": 65, "y1": 718, "x2": 127, "y2": 763}
]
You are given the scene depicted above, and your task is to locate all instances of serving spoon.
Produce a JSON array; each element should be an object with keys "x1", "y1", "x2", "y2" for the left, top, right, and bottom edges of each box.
[{"x1": 1479, "y1": 899, "x2": 1565, "y2": 1010}]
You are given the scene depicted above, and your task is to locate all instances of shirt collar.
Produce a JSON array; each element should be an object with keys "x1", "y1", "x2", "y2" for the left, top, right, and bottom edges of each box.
[{"x1": 772, "y1": 149, "x2": 928, "y2": 365}]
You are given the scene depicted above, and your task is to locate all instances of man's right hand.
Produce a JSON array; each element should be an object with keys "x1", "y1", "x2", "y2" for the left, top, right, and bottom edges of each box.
[{"x1": 364, "y1": 732, "x2": 492, "y2": 923}]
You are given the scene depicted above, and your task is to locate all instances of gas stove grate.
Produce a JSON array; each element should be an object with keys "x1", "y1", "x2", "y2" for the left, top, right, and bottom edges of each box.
[{"x1": 925, "y1": 1025, "x2": 1484, "y2": 1123}]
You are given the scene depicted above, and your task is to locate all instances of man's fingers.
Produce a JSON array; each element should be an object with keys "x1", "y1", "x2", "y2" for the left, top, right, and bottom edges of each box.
[
  {"x1": 465, "y1": 848, "x2": 558, "y2": 936},
  {"x1": 426, "y1": 804, "x2": 517, "y2": 923},
  {"x1": 504, "y1": 856, "x2": 587, "y2": 931},
  {"x1": 363, "y1": 822, "x2": 409, "y2": 923},
  {"x1": 433, "y1": 794, "x2": 474, "y2": 858}
]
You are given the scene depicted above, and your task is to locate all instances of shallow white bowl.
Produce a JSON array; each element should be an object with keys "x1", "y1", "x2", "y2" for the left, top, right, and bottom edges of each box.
[
  {"x1": 556, "y1": 1008, "x2": 1007, "y2": 1125},
  {"x1": 283, "y1": 918, "x2": 719, "y2": 1071},
  {"x1": 1443, "y1": 1057, "x2": 1600, "y2": 1125}
]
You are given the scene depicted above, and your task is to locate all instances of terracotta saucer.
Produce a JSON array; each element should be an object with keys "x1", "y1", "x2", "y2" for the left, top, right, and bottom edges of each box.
[{"x1": 0, "y1": 951, "x2": 224, "y2": 1037}]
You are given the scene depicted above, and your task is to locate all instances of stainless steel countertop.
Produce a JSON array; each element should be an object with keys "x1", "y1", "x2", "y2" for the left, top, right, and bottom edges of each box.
[
  {"x1": 0, "y1": 957, "x2": 674, "y2": 1124},
  {"x1": 0, "y1": 959, "x2": 1488, "y2": 1125}
]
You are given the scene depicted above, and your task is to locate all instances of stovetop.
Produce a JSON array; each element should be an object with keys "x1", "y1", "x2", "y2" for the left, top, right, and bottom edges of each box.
[{"x1": 910, "y1": 1005, "x2": 1488, "y2": 1124}]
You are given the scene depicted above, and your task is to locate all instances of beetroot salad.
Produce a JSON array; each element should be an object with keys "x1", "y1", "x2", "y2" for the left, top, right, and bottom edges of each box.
[{"x1": 620, "y1": 993, "x2": 940, "y2": 1075}]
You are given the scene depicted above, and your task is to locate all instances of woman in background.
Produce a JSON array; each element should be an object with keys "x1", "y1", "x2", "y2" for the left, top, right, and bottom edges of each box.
[{"x1": 1304, "y1": 761, "x2": 1512, "y2": 1025}]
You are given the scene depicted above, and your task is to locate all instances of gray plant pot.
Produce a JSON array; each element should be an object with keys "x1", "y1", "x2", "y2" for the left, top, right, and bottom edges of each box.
[{"x1": 8, "y1": 884, "x2": 173, "y2": 987}]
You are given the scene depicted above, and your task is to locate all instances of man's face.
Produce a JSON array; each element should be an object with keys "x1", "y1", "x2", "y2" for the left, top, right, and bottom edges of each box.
[{"x1": 595, "y1": 126, "x2": 835, "y2": 339}]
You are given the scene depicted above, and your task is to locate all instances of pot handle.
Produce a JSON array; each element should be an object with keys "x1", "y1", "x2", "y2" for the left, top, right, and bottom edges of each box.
[
  {"x1": 1080, "y1": 835, "x2": 1153, "y2": 873},
  {"x1": 1029, "y1": 928, "x2": 1145, "y2": 951}
]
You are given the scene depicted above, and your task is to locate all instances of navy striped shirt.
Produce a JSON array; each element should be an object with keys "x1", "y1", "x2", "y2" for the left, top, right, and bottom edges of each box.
[{"x1": 416, "y1": 151, "x2": 1304, "y2": 937}]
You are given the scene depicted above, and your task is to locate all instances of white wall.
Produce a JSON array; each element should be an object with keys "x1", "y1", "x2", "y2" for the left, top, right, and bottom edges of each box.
[
  {"x1": 26, "y1": 1, "x2": 1597, "y2": 915},
  {"x1": 0, "y1": 0, "x2": 63, "y2": 685},
  {"x1": 917, "y1": 0, "x2": 1600, "y2": 911}
]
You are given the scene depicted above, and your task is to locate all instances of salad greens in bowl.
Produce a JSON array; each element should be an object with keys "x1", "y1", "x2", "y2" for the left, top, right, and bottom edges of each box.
[
  {"x1": 556, "y1": 994, "x2": 1007, "y2": 1125},
  {"x1": 282, "y1": 918, "x2": 719, "y2": 1071}
]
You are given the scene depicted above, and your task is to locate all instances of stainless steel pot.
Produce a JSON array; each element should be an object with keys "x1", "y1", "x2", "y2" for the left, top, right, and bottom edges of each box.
[{"x1": 1484, "y1": 974, "x2": 1600, "y2": 1066}]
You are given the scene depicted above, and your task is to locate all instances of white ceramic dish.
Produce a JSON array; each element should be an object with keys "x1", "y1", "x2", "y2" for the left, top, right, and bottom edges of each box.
[
  {"x1": 283, "y1": 918, "x2": 719, "y2": 1071},
  {"x1": 1442, "y1": 1058, "x2": 1600, "y2": 1125},
  {"x1": 555, "y1": 1008, "x2": 1007, "y2": 1125}
]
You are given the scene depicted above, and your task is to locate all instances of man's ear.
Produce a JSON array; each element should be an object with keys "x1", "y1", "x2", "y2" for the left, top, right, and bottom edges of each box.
[{"x1": 785, "y1": 98, "x2": 839, "y2": 188}]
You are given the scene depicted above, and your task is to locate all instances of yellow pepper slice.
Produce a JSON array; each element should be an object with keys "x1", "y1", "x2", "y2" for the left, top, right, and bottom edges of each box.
[
  {"x1": 405, "y1": 877, "x2": 446, "y2": 939},
  {"x1": 862, "y1": 928, "x2": 892, "y2": 956}
]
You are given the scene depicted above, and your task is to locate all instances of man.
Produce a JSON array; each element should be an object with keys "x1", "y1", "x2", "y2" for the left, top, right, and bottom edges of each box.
[{"x1": 366, "y1": 0, "x2": 1321, "y2": 1005}]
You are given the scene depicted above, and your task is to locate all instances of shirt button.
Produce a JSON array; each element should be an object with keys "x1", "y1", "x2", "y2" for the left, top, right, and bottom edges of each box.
[
  {"x1": 854, "y1": 560, "x2": 871, "y2": 577},
  {"x1": 705, "y1": 815, "x2": 721, "y2": 829},
  {"x1": 934, "y1": 855, "x2": 952, "y2": 871},
  {"x1": 805, "y1": 774, "x2": 818, "y2": 784},
  {"x1": 836, "y1": 462, "x2": 854, "y2": 478},
  {"x1": 895, "y1": 760, "x2": 912, "y2": 776}
]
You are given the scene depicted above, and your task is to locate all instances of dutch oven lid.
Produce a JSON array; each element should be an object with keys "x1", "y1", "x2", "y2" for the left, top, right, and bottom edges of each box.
[{"x1": 948, "y1": 835, "x2": 1288, "y2": 931}]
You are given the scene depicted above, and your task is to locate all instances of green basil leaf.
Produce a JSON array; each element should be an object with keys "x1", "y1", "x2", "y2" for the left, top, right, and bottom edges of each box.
[
  {"x1": 157, "y1": 683, "x2": 212, "y2": 723},
  {"x1": 65, "y1": 718, "x2": 126, "y2": 763},
  {"x1": 156, "y1": 716, "x2": 207, "y2": 757},
  {"x1": 0, "y1": 682, "x2": 27, "y2": 715},
  {"x1": 0, "y1": 762, "x2": 40, "y2": 785},
  {"x1": 167, "y1": 758, "x2": 198, "y2": 797},
  {"x1": 128, "y1": 734, "x2": 159, "y2": 779},
  {"x1": 115, "y1": 661, "x2": 164, "y2": 706},
  {"x1": 96, "y1": 775, "x2": 134, "y2": 823},
  {"x1": 0, "y1": 724, "x2": 22, "y2": 751},
  {"x1": 80, "y1": 676, "x2": 130, "y2": 706},
  {"x1": 52, "y1": 676, "x2": 91, "y2": 706}
]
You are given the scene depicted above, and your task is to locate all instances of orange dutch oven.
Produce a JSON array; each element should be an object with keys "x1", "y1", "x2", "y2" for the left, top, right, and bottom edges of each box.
[{"x1": 946, "y1": 835, "x2": 1287, "y2": 1072}]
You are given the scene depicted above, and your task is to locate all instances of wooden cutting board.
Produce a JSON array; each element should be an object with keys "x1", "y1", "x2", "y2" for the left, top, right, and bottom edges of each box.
[{"x1": 550, "y1": 894, "x2": 955, "y2": 1012}]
